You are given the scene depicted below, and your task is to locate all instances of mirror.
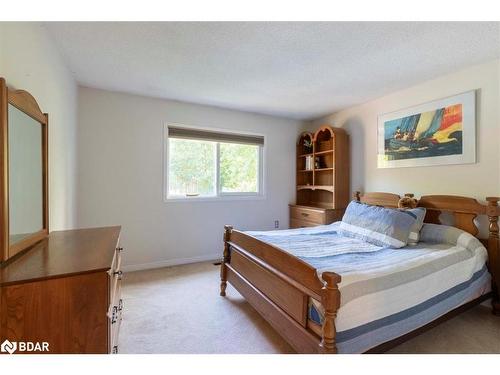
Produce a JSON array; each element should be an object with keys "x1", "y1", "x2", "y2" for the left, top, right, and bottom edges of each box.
[
  {"x1": 0, "y1": 77, "x2": 49, "y2": 263},
  {"x1": 8, "y1": 104, "x2": 44, "y2": 246}
]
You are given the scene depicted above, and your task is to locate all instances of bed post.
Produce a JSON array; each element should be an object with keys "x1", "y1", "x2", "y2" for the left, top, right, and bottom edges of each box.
[
  {"x1": 486, "y1": 197, "x2": 500, "y2": 315},
  {"x1": 220, "y1": 225, "x2": 233, "y2": 297},
  {"x1": 319, "y1": 271, "x2": 341, "y2": 353}
]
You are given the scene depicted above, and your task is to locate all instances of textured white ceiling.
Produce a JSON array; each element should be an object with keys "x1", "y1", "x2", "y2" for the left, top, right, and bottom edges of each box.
[{"x1": 45, "y1": 22, "x2": 500, "y2": 120}]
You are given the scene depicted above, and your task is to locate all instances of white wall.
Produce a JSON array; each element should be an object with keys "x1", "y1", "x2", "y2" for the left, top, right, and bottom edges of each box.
[
  {"x1": 77, "y1": 87, "x2": 302, "y2": 270},
  {"x1": 0, "y1": 22, "x2": 78, "y2": 230},
  {"x1": 308, "y1": 60, "x2": 500, "y2": 202}
]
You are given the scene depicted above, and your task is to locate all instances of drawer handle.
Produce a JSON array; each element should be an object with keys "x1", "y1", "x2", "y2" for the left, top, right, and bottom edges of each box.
[
  {"x1": 114, "y1": 270, "x2": 123, "y2": 279},
  {"x1": 111, "y1": 306, "x2": 118, "y2": 324},
  {"x1": 116, "y1": 247, "x2": 124, "y2": 252},
  {"x1": 301, "y1": 213, "x2": 309, "y2": 217}
]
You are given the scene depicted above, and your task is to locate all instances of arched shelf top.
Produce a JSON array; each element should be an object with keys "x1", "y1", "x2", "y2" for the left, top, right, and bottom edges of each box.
[
  {"x1": 313, "y1": 125, "x2": 348, "y2": 141},
  {"x1": 297, "y1": 131, "x2": 314, "y2": 156},
  {"x1": 313, "y1": 125, "x2": 334, "y2": 141},
  {"x1": 313, "y1": 125, "x2": 336, "y2": 153},
  {"x1": 7, "y1": 87, "x2": 47, "y2": 125},
  {"x1": 297, "y1": 131, "x2": 313, "y2": 145}
]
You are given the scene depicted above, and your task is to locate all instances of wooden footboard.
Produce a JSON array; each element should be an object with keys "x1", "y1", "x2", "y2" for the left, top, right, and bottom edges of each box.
[{"x1": 220, "y1": 225, "x2": 341, "y2": 353}]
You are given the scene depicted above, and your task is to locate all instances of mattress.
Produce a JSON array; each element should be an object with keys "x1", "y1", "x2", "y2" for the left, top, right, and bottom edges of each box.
[{"x1": 247, "y1": 222, "x2": 491, "y2": 353}]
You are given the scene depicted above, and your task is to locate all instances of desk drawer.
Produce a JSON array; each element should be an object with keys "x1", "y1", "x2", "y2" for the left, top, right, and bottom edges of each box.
[
  {"x1": 290, "y1": 218, "x2": 319, "y2": 229},
  {"x1": 290, "y1": 206, "x2": 325, "y2": 224}
]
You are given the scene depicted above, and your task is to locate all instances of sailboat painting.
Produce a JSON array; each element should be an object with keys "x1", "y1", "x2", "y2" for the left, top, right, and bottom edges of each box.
[{"x1": 378, "y1": 91, "x2": 476, "y2": 168}]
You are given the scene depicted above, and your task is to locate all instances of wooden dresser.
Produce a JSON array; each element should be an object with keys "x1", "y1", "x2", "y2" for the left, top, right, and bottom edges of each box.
[
  {"x1": 291, "y1": 125, "x2": 349, "y2": 229},
  {"x1": 0, "y1": 226, "x2": 123, "y2": 354}
]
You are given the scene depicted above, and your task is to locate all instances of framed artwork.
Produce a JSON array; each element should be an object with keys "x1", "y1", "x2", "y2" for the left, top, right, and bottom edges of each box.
[{"x1": 377, "y1": 90, "x2": 476, "y2": 168}]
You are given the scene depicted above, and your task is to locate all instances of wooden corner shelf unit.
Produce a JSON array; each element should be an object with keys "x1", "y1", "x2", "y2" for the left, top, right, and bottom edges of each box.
[{"x1": 290, "y1": 125, "x2": 349, "y2": 228}]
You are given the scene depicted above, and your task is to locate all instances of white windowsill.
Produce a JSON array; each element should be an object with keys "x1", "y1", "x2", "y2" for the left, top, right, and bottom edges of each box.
[{"x1": 164, "y1": 194, "x2": 266, "y2": 203}]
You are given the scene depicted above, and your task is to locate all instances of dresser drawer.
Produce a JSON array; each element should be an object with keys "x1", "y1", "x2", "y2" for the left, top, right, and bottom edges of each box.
[
  {"x1": 290, "y1": 206, "x2": 325, "y2": 224},
  {"x1": 290, "y1": 218, "x2": 319, "y2": 229},
  {"x1": 108, "y1": 270, "x2": 122, "y2": 317},
  {"x1": 111, "y1": 241, "x2": 123, "y2": 274},
  {"x1": 109, "y1": 288, "x2": 122, "y2": 354},
  {"x1": 110, "y1": 312, "x2": 122, "y2": 354},
  {"x1": 108, "y1": 244, "x2": 123, "y2": 354},
  {"x1": 109, "y1": 247, "x2": 122, "y2": 306},
  {"x1": 108, "y1": 275, "x2": 123, "y2": 354}
]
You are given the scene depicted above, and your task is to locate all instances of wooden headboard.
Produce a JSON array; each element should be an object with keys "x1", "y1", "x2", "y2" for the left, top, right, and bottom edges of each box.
[
  {"x1": 354, "y1": 191, "x2": 499, "y2": 239},
  {"x1": 354, "y1": 191, "x2": 500, "y2": 314},
  {"x1": 355, "y1": 191, "x2": 401, "y2": 208}
]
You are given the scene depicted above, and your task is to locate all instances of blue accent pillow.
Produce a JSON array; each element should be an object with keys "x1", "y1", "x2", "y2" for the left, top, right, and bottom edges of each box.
[{"x1": 339, "y1": 201, "x2": 417, "y2": 248}]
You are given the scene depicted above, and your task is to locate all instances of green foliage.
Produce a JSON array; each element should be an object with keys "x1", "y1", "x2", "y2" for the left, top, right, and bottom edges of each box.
[
  {"x1": 168, "y1": 138, "x2": 216, "y2": 196},
  {"x1": 220, "y1": 143, "x2": 258, "y2": 193}
]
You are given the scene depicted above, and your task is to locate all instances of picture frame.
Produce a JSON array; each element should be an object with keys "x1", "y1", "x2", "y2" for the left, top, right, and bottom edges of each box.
[{"x1": 377, "y1": 90, "x2": 476, "y2": 168}]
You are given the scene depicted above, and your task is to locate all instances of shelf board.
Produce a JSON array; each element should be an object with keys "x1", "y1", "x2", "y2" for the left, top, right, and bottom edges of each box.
[
  {"x1": 314, "y1": 185, "x2": 334, "y2": 192},
  {"x1": 314, "y1": 167, "x2": 333, "y2": 172},
  {"x1": 298, "y1": 153, "x2": 313, "y2": 158},
  {"x1": 297, "y1": 185, "x2": 334, "y2": 192},
  {"x1": 315, "y1": 149, "x2": 334, "y2": 156},
  {"x1": 297, "y1": 168, "x2": 333, "y2": 172},
  {"x1": 298, "y1": 150, "x2": 333, "y2": 158}
]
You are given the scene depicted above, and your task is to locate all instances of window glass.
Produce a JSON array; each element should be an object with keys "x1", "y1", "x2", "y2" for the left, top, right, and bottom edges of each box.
[
  {"x1": 168, "y1": 138, "x2": 216, "y2": 197},
  {"x1": 220, "y1": 143, "x2": 259, "y2": 193}
]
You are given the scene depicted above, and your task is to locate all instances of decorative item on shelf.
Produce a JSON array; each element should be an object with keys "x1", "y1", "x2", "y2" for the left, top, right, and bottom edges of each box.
[
  {"x1": 303, "y1": 139, "x2": 313, "y2": 154},
  {"x1": 314, "y1": 156, "x2": 321, "y2": 169},
  {"x1": 305, "y1": 155, "x2": 313, "y2": 170}
]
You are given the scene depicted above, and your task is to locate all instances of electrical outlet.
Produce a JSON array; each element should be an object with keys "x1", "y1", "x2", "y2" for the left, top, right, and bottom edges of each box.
[{"x1": 274, "y1": 220, "x2": 279, "y2": 229}]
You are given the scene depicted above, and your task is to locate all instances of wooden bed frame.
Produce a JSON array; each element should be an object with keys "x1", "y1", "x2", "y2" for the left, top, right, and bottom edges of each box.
[{"x1": 219, "y1": 192, "x2": 500, "y2": 354}]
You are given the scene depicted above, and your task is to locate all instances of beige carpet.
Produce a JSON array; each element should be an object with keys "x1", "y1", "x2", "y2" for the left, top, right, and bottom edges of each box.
[{"x1": 118, "y1": 262, "x2": 500, "y2": 354}]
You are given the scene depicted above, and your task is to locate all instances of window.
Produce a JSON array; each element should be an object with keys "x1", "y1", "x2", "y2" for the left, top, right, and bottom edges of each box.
[{"x1": 166, "y1": 125, "x2": 264, "y2": 200}]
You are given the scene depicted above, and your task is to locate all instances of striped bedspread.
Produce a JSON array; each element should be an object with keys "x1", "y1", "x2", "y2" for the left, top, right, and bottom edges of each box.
[{"x1": 246, "y1": 222, "x2": 491, "y2": 353}]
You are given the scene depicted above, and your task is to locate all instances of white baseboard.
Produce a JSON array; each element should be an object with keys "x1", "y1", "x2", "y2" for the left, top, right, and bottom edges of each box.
[{"x1": 122, "y1": 253, "x2": 221, "y2": 272}]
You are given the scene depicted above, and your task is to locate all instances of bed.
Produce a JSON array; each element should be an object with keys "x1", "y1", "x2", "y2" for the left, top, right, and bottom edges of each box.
[{"x1": 219, "y1": 192, "x2": 500, "y2": 353}]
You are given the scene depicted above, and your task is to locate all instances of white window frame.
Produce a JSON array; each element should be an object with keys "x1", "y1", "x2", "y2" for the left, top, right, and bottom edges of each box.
[{"x1": 163, "y1": 123, "x2": 266, "y2": 202}]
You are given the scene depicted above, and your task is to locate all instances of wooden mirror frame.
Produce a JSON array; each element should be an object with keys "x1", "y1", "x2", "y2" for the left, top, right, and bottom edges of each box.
[{"x1": 0, "y1": 77, "x2": 49, "y2": 263}]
